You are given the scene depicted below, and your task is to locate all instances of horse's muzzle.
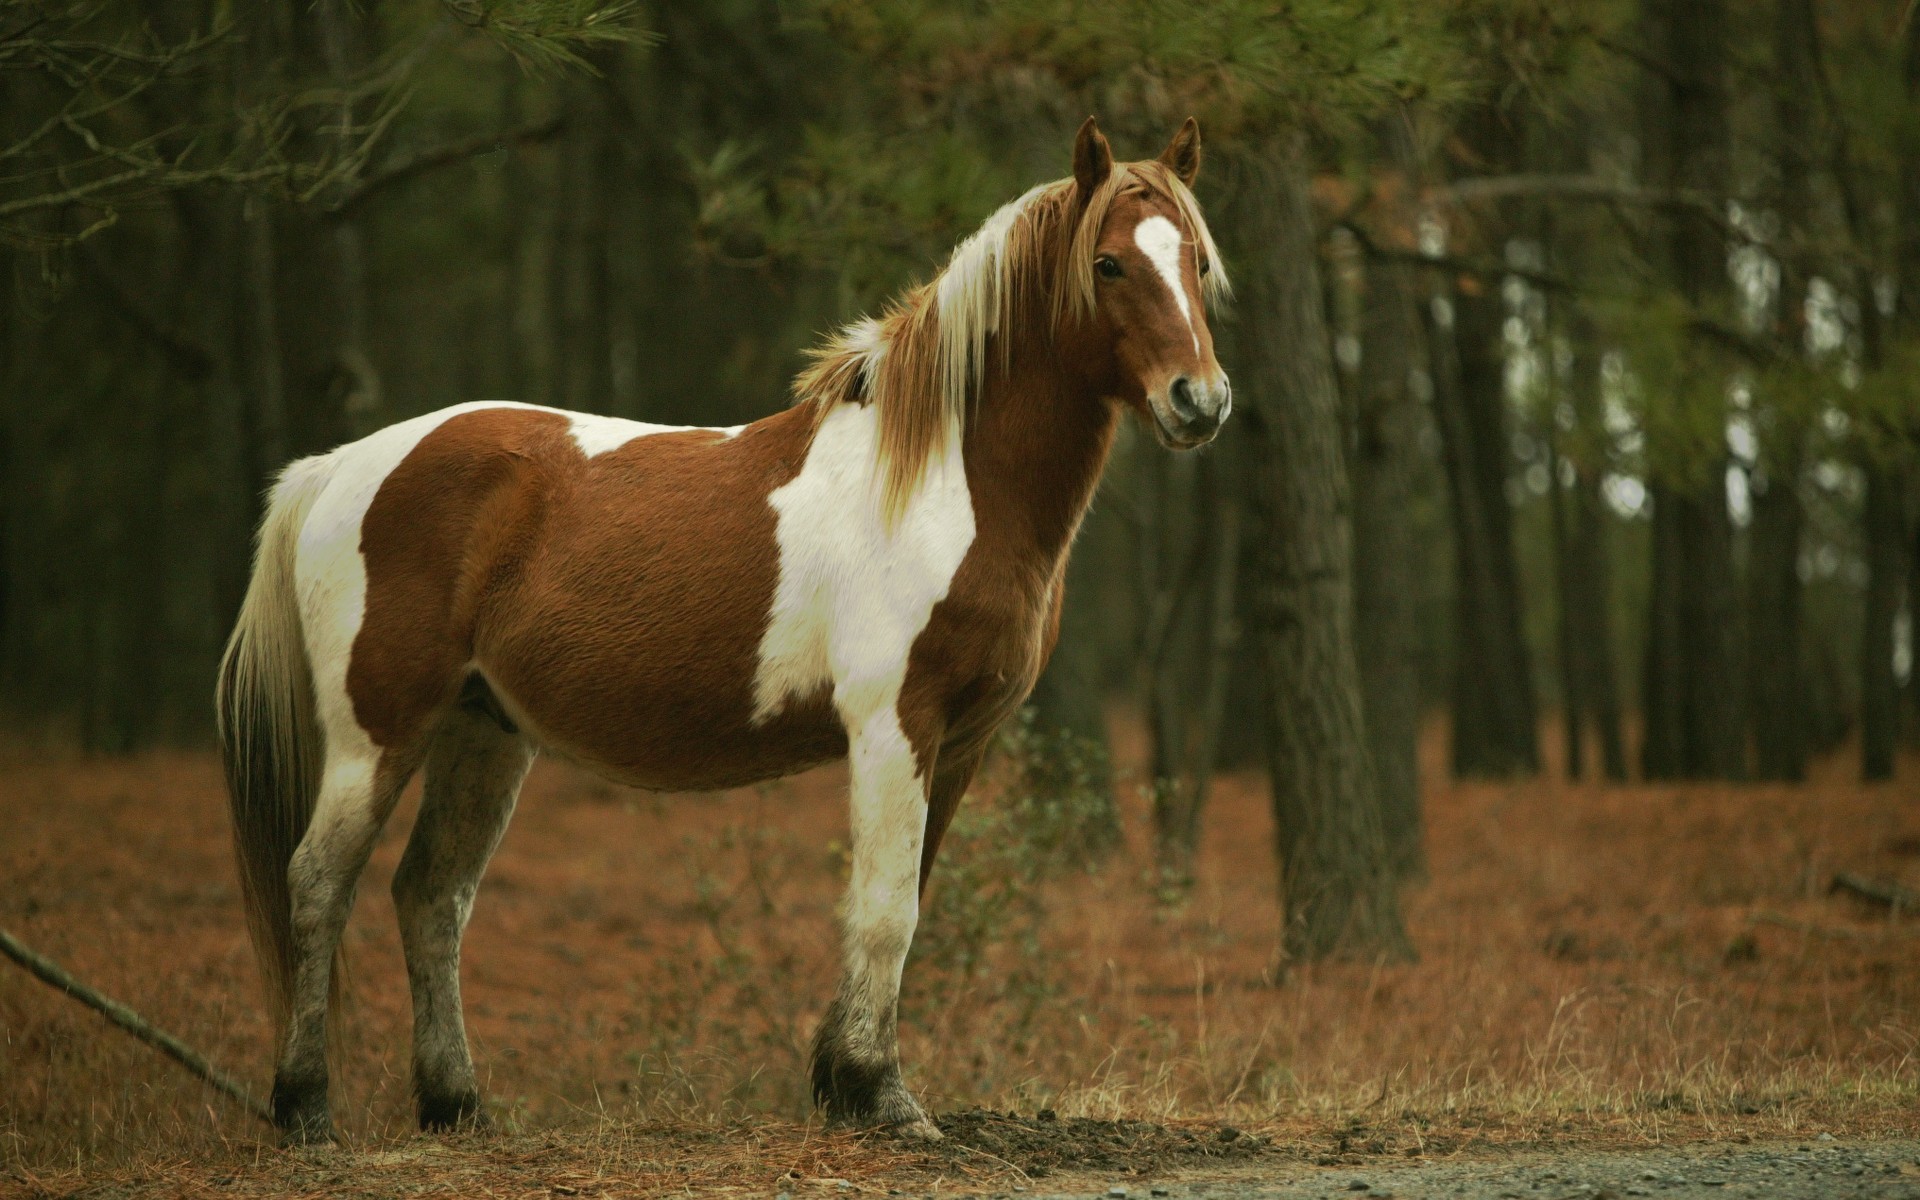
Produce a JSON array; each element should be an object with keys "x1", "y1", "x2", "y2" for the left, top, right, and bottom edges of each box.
[{"x1": 1155, "y1": 374, "x2": 1232, "y2": 447}]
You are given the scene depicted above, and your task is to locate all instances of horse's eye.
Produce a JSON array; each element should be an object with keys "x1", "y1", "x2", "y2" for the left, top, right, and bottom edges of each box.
[
  {"x1": 1095, "y1": 256, "x2": 1124, "y2": 280},
  {"x1": 1199, "y1": 258, "x2": 1212, "y2": 277}
]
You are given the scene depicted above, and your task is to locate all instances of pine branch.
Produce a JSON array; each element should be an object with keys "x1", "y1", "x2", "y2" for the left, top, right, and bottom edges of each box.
[{"x1": 440, "y1": 0, "x2": 655, "y2": 73}]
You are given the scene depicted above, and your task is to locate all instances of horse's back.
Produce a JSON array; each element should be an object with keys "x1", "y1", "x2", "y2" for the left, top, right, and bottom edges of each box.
[{"x1": 300, "y1": 400, "x2": 841, "y2": 788}]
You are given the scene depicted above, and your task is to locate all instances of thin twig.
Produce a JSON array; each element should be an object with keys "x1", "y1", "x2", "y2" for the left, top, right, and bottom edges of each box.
[
  {"x1": 0, "y1": 926, "x2": 272, "y2": 1125},
  {"x1": 1830, "y1": 872, "x2": 1920, "y2": 914},
  {"x1": 1337, "y1": 218, "x2": 1573, "y2": 292},
  {"x1": 1588, "y1": 33, "x2": 1686, "y2": 90},
  {"x1": 326, "y1": 114, "x2": 565, "y2": 218},
  {"x1": 1750, "y1": 912, "x2": 1909, "y2": 941}
]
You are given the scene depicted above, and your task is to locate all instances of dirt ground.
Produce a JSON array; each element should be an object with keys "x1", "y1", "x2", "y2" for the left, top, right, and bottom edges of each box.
[{"x1": 2, "y1": 723, "x2": 1917, "y2": 1196}]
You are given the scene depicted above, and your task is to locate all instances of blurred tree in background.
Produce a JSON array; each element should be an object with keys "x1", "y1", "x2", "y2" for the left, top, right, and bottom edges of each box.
[{"x1": 3, "y1": 0, "x2": 1916, "y2": 961}]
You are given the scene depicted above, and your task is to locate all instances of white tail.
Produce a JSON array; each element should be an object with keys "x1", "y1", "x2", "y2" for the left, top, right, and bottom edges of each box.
[{"x1": 216, "y1": 454, "x2": 334, "y2": 1036}]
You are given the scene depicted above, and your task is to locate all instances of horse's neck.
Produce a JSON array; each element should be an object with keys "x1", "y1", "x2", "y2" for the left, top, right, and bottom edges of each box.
[{"x1": 962, "y1": 350, "x2": 1118, "y2": 583}]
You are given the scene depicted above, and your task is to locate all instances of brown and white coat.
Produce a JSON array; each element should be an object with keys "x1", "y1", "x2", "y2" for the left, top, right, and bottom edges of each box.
[{"x1": 218, "y1": 117, "x2": 1231, "y2": 1143}]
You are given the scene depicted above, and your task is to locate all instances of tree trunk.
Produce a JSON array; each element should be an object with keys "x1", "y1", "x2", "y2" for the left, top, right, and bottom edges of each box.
[
  {"x1": 1642, "y1": 482, "x2": 1744, "y2": 780},
  {"x1": 1140, "y1": 449, "x2": 1202, "y2": 880},
  {"x1": 1910, "y1": 523, "x2": 1920, "y2": 739},
  {"x1": 1747, "y1": 450, "x2": 1810, "y2": 780},
  {"x1": 1553, "y1": 309, "x2": 1628, "y2": 781},
  {"x1": 1745, "y1": 0, "x2": 1819, "y2": 783},
  {"x1": 1858, "y1": 0, "x2": 1920, "y2": 778},
  {"x1": 1682, "y1": 487, "x2": 1746, "y2": 777},
  {"x1": 1229, "y1": 139, "x2": 1411, "y2": 964},
  {"x1": 1028, "y1": 522, "x2": 1120, "y2": 850},
  {"x1": 315, "y1": 0, "x2": 382, "y2": 436},
  {"x1": 1350, "y1": 115, "x2": 1429, "y2": 876},
  {"x1": 1421, "y1": 99, "x2": 1539, "y2": 780},
  {"x1": 1421, "y1": 284, "x2": 1534, "y2": 779},
  {"x1": 499, "y1": 72, "x2": 538, "y2": 402},
  {"x1": 1573, "y1": 468, "x2": 1630, "y2": 782},
  {"x1": 1636, "y1": 0, "x2": 1745, "y2": 781},
  {"x1": 1860, "y1": 460, "x2": 1912, "y2": 780},
  {"x1": 1547, "y1": 431, "x2": 1584, "y2": 779},
  {"x1": 1187, "y1": 454, "x2": 1245, "y2": 832},
  {"x1": 1640, "y1": 482, "x2": 1686, "y2": 779},
  {"x1": 546, "y1": 73, "x2": 618, "y2": 416},
  {"x1": 1145, "y1": 446, "x2": 1245, "y2": 885}
]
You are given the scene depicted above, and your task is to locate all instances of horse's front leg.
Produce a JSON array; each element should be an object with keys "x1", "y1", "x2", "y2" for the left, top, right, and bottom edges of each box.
[{"x1": 810, "y1": 704, "x2": 941, "y2": 1139}]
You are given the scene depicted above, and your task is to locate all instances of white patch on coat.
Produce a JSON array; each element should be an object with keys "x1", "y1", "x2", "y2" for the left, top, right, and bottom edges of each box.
[
  {"x1": 750, "y1": 397, "x2": 975, "y2": 1059},
  {"x1": 293, "y1": 402, "x2": 528, "y2": 768},
  {"x1": 567, "y1": 412, "x2": 742, "y2": 458},
  {"x1": 838, "y1": 697, "x2": 930, "y2": 1057},
  {"x1": 1134, "y1": 214, "x2": 1197, "y2": 352},
  {"x1": 750, "y1": 399, "x2": 976, "y2": 727}
]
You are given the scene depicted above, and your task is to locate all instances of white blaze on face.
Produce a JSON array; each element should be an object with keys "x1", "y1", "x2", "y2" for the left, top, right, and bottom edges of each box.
[{"x1": 1133, "y1": 214, "x2": 1197, "y2": 352}]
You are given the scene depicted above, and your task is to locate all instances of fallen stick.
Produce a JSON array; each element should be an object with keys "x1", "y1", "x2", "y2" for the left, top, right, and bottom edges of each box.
[
  {"x1": 1751, "y1": 911, "x2": 1908, "y2": 940},
  {"x1": 1830, "y1": 871, "x2": 1920, "y2": 914},
  {"x1": 0, "y1": 926, "x2": 272, "y2": 1125}
]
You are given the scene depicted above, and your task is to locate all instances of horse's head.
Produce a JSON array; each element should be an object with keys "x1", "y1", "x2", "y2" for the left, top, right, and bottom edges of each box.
[{"x1": 1068, "y1": 117, "x2": 1232, "y2": 449}]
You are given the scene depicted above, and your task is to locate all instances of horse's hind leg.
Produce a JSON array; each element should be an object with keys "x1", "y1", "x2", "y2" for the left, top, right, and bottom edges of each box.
[
  {"x1": 275, "y1": 746, "x2": 414, "y2": 1142},
  {"x1": 392, "y1": 700, "x2": 534, "y2": 1131}
]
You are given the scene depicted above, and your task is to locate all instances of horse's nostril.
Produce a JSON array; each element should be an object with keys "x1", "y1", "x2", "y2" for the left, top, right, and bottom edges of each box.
[{"x1": 1170, "y1": 376, "x2": 1198, "y2": 419}]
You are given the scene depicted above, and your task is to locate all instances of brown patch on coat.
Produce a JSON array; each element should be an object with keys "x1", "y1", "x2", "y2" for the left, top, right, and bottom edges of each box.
[{"x1": 351, "y1": 405, "x2": 845, "y2": 791}]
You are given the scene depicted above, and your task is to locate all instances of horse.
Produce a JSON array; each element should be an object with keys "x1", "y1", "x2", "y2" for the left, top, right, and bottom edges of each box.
[{"x1": 218, "y1": 115, "x2": 1232, "y2": 1145}]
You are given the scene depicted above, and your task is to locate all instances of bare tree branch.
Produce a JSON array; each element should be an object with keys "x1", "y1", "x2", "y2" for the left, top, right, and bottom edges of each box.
[
  {"x1": 1439, "y1": 173, "x2": 1712, "y2": 211},
  {"x1": 1832, "y1": 871, "x2": 1920, "y2": 913},
  {"x1": 1587, "y1": 32, "x2": 1687, "y2": 90},
  {"x1": 1336, "y1": 218, "x2": 1574, "y2": 293},
  {"x1": 0, "y1": 927, "x2": 271, "y2": 1125},
  {"x1": 327, "y1": 113, "x2": 564, "y2": 218},
  {"x1": 1689, "y1": 316, "x2": 1786, "y2": 367}
]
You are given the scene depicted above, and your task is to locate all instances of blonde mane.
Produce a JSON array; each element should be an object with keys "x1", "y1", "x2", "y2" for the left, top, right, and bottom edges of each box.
[{"x1": 793, "y1": 160, "x2": 1229, "y2": 518}]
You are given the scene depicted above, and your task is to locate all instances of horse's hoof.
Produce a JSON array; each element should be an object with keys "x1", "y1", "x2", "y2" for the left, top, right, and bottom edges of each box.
[
  {"x1": 418, "y1": 1088, "x2": 491, "y2": 1133},
  {"x1": 889, "y1": 1117, "x2": 945, "y2": 1142},
  {"x1": 276, "y1": 1119, "x2": 337, "y2": 1149},
  {"x1": 271, "y1": 1077, "x2": 334, "y2": 1147}
]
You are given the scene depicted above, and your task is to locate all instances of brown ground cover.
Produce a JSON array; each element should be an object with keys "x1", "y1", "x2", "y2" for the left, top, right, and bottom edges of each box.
[{"x1": 2, "y1": 723, "x2": 1916, "y2": 1195}]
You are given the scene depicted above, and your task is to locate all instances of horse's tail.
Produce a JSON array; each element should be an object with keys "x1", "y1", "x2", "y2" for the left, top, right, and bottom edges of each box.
[{"x1": 217, "y1": 453, "x2": 333, "y2": 1039}]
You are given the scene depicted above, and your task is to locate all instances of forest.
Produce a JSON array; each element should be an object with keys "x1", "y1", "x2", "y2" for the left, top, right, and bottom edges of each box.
[
  {"x1": 5, "y1": 0, "x2": 1915, "y2": 953},
  {"x1": 4, "y1": 3, "x2": 1920, "y2": 1187}
]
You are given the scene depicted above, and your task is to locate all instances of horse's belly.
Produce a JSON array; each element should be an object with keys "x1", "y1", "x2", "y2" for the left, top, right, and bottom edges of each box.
[
  {"x1": 479, "y1": 632, "x2": 846, "y2": 793},
  {"x1": 491, "y1": 672, "x2": 846, "y2": 791}
]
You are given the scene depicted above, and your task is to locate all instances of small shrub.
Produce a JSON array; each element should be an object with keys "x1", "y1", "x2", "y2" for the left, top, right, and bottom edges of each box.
[{"x1": 906, "y1": 708, "x2": 1118, "y2": 1037}]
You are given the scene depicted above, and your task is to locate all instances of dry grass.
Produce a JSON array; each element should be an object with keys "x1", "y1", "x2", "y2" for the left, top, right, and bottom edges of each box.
[{"x1": 2, "y1": 719, "x2": 1917, "y2": 1195}]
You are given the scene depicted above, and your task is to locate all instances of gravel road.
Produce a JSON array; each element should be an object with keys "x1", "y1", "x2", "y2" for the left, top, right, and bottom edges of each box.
[{"x1": 1027, "y1": 1139, "x2": 1920, "y2": 1200}]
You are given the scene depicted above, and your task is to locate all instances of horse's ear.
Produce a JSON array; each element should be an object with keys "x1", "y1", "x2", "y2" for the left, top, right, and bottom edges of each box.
[
  {"x1": 1159, "y1": 117, "x2": 1202, "y2": 188},
  {"x1": 1073, "y1": 116, "x2": 1113, "y2": 201}
]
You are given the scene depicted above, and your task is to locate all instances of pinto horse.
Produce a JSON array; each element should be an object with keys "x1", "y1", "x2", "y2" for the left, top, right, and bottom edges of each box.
[{"x1": 218, "y1": 116, "x2": 1231, "y2": 1144}]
